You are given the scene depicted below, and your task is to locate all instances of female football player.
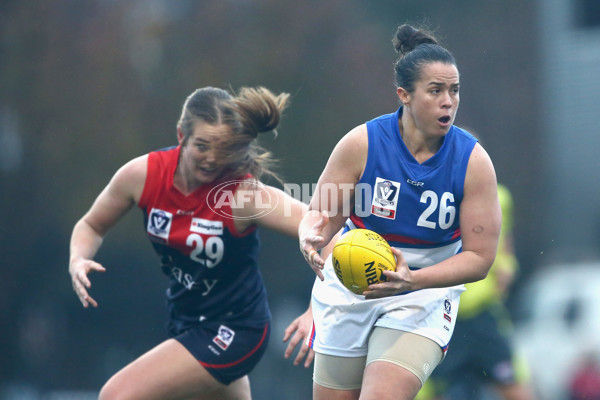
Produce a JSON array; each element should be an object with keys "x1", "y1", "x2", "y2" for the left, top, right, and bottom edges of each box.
[
  {"x1": 296, "y1": 24, "x2": 501, "y2": 400},
  {"x1": 69, "y1": 86, "x2": 307, "y2": 400}
]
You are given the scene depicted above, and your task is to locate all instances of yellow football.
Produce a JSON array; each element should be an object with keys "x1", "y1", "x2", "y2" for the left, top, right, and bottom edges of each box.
[{"x1": 332, "y1": 229, "x2": 396, "y2": 295}]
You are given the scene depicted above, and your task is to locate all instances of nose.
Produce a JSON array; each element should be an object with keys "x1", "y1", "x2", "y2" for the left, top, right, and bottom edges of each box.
[
  {"x1": 204, "y1": 149, "x2": 218, "y2": 164},
  {"x1": 441, "y1": 91, "x2": 453, "y2": 109}
]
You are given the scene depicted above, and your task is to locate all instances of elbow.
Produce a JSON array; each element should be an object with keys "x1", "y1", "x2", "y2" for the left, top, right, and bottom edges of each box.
[
  {"x1": 475, "y1": 253, "x2": 496, "y2": 281},
  {"x1": 474, "y1": 267, "x2": 490, "y2": 282},
  {"x1": 468, "y1": 263, "x2": 490, "y2": 283}
]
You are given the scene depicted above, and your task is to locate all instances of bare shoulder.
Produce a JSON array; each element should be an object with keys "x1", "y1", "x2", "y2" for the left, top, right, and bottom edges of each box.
[
  {"x1": 110, "y1": 154, "x2": 149, "y2": 203},
  {"x1": 325, "y1": 124, "x2": 368, "y2": 182},
  {"x1": 336, "y1": 124, "x2": 368, "y2": 154},
  {"x1": 118, "y1": 154, "x2": 148, "y2": 176},
  {"x1": 469, "y1": 142, "x2": 493, "y2": 164},
  {"x1": 462, "y1": 142, "x2": 500, "y2": 231},
  {"x1": 465, "y1": 143, "x2": 496, "y2": 189},
  {"x1": 81, "y1": 154, "x2": 149, "y2": 230}
]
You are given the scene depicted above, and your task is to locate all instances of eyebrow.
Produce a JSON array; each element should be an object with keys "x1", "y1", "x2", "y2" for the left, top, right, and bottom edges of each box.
[{"x1": 428, "y1": 81, "x2": 460, "y2": 87}]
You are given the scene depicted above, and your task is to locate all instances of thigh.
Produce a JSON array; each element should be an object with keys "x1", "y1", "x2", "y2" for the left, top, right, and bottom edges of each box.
[
  {"x1": 362, "y1": 361, "x2": 423, "y2": 400},
  {"x1": 313, "y1": 383, "x2": 361, "y2": 400},
  {"x1": 177, "y1": 321, "x2": 270, "y2": 386},
  {"x1": 99, "y1": 339, "x2": 240, "y2": 400},
  {"x1": 196, "y1": 376, "x2": 251, "y2": 400},
  {"x1": 313, "y1": 352, "x2": 364, "y2": 400},
  {"x1": 360, "y1": 328, "x2": 443, "y2": 400},
  {"x1": 313, "y1": 352, "x2": 366, "y2": 391},
  {"x1": 366, "y1": 327, "x2": 443, "y2": 385},
  {"x1": 100, "y1": 320, "x2": 269, "y2": 400}
]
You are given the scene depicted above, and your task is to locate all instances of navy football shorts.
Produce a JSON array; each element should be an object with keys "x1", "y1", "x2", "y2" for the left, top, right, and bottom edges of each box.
[{"x1": 173, "y1": 320, "x2": 271, "y2": 385}]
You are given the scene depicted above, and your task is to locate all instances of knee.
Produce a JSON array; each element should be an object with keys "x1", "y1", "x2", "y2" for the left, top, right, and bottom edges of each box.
[
  {"x1": 98, "y1": 376, "x2": 133, "y2": 400},
  {"x1": 98, "y1": 382, "x2": 118, "y2": 400}
]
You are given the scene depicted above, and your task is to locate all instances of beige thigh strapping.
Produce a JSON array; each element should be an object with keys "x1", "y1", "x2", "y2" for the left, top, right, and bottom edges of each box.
[
  {"x1": 367, "y1": 327, "x2": 443, "y2": 384},
  {"x1": 313, "y1": 327, "x2": 443, "y2": 390}
]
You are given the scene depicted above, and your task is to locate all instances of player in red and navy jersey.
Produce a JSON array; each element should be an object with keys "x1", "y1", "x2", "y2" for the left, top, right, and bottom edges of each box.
[{"x1": 69, "y1": 86, "x2": 307, "y2": 400}]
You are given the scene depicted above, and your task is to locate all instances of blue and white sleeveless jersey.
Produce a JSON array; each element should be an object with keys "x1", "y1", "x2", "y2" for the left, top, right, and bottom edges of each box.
[
  {"x1": 347, "y1": 107, "x2": 477, "y2": 268},
  {"x1": 310, "y1": 107, "x2": 478, "y2": 357}
]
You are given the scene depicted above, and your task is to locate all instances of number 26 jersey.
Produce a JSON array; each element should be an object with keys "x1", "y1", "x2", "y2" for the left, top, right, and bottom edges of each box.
[{"x1": 347, "y1": 107, "x2": 478, "y2": 268}]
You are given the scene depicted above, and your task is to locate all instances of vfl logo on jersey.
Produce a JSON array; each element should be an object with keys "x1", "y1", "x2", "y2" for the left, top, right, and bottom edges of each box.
[
  {"x1": 213, "y1": 325, "x2": 235, "y2": 351},
  {"x1": 147, "y1": 208, "x2": 173, "y2": 241},
  {"x1": 371, "y1": 177, "x2": 400, "y2": 219},
  {"x1": 190, "y1": 218, "x2": 223, "y2": 235}
]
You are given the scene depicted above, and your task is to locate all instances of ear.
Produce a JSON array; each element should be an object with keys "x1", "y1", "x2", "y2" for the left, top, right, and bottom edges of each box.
[
  {"x1": 397, "y1": 87, "x2": 410, "y2": 106},
  {"x1": 177, "y1": 127, "x2": 185, "y2": 145}
]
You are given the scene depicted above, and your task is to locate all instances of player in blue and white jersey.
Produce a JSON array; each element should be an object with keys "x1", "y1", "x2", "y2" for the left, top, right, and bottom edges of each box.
[{"x1": 294, "y1": 24, "x2": 502, "y2": 400}]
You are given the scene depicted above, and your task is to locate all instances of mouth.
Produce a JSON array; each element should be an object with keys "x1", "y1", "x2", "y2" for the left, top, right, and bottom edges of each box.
[
  {"x1": 438, "y1": 116, "x2": 451, "y2": 125},
  {"x1": 198, "y1": 166, "x2": 219, "y2": 175}
]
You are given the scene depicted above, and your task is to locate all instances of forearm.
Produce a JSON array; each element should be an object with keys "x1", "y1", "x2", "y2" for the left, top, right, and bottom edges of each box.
[
  {"x1": 298, "y1": 210, "x2": 339, "y2": 250},
  {"x1": 69, "y1": 218, "x2": 104, "y2": 266},
  {"x1": 69, "y1": 217, "x2": 109, "y2": 308},
  {"x1": 409, "y1": 250, "x2": 493, "y2": 291}
]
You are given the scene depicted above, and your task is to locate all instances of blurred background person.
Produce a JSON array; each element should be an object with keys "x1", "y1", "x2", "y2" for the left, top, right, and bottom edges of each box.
[
  {"x1": 417, "y1": 183, "x2": 537, "y2": 400},
  {"x1": 568, "y1": 352, "x2": 600, "y2": 400}
]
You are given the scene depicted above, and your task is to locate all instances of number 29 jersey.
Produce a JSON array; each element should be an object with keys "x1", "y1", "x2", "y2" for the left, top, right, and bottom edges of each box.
[{"x1": 138, "y1": 146, "x2": 270, "y2": 332}]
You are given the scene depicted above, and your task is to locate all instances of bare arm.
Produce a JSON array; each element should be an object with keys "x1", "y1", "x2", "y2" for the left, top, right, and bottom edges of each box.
[
  {"x1": 298, "y1": 125, "x2": 368, "y2": 278},
  {"x1": 283, "y1": 229, "x2": 341, "y2": 367},
  {"x1": 69, "y1": 155, "x2": 147, "y2": 307},
  {"x1": 365, "y1": 143, "x2": 501, "y2": 298},
  {"x1": 232, "y1": 182, "x2": 308, "y2": 236},
  {"x1": 282, "y1": 302, "x2": 314, "y2": 368}
]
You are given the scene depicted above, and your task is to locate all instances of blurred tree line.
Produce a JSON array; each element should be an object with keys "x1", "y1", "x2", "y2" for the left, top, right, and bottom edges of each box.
[{"x1": 0, "y1": 0, "x2": 540, "y2": 398}]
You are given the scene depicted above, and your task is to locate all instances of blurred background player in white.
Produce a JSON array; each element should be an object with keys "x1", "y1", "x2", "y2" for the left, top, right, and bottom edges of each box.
[
  {"x1": 69, "y1": 86, "x2": 308, "y2": 400},
  {"x1": 294, "y1": 24, "x2": 501, "y2": 400},
  {"x1": 416, "y1": 183, "x2": 537, "y2": 400}
]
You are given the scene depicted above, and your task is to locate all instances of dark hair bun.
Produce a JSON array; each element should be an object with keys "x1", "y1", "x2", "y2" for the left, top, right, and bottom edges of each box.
[{"x1": 392, "y1": 24, "x2": 438, "y2": 55}]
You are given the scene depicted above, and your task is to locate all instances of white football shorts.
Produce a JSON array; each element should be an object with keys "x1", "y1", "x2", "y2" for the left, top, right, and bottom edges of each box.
[{"x1": 309, "y1": 243, "x2": 465, "y2": 358}]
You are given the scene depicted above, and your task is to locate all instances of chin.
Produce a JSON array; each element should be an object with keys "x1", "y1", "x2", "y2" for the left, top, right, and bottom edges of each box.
[
  {"x1": 196, "y1": 172, "x2": 219, "y2": 184},
  {"x1": 436, "y1": 124, "x2": 452, "y2": 135}
]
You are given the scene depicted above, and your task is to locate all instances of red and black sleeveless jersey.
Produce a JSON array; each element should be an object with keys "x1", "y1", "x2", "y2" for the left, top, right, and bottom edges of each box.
[{"x1": 138, "y1": 146, "x2": 270, "y2": 331}]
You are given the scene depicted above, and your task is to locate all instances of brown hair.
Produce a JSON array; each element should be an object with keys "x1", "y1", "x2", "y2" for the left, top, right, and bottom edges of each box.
[
  {"x1": 177, "y1": 86, "x2": 290, "y2": 182},
  {"x1": 392, "y1": 24, "x2": 456, "y2": 93}
]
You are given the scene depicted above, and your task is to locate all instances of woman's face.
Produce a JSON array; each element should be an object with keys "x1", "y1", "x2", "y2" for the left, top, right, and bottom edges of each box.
[
  {"x1": 400, "y1": 61, "x2": 460, "y2": 137},
  {"x1": 177, "y1": 121, "x2": 235, "y2": 185}
]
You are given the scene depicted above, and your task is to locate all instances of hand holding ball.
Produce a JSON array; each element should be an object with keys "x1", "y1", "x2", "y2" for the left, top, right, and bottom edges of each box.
[{"x1": 332, "y1": 229, "x2": 396, "y2": 295}]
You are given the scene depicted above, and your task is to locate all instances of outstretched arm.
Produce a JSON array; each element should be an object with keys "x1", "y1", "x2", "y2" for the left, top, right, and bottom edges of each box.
[
  {"x1": 69, "y1": 156, "x2": 146, "y2": 308},
  {"x1": 283, "y1": 230, "x2": 340, "y2": 366},
  {"x1": 283, "y1": 302, "x2": 314, "y2": 368},
  {"x1": 298, "y1": 124, "x2": 368, "y2": 278}
]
